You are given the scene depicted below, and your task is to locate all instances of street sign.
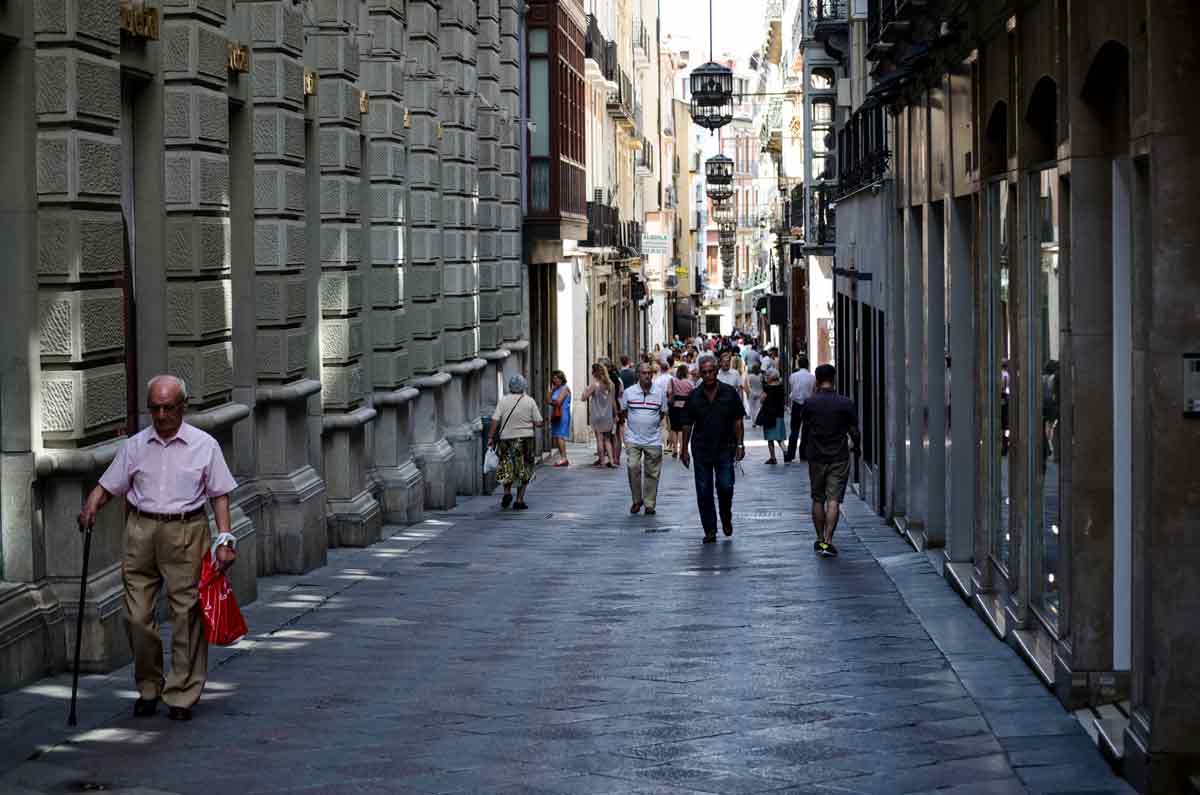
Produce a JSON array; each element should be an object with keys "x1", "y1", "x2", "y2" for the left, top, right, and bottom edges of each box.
[{"x1": 641, "y1": 233, "x2": 670, "y2": 255}]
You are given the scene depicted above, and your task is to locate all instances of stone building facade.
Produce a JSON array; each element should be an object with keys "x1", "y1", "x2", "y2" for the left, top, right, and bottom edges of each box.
[
  {"x1": 830, "y1": 0, "x2": 1200, "y2": 790},
  {"x1": 0, "y1": 0, "x2": 529, "y2": 690}
]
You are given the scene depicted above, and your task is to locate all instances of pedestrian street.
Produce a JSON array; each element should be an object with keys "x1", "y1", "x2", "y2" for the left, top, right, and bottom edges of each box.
[{"x1": 0, "y1": 441, "x2": 1130, "y2": 794}]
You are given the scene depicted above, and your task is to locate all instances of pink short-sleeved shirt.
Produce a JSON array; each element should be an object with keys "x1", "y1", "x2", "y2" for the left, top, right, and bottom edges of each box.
[{"x1": 98, "y1": 422, "x2": 238, "y2": 513}]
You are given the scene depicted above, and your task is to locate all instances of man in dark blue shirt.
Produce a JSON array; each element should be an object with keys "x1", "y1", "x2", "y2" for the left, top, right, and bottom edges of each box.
[
  {"x1": 680, "y1": 354, "x2": 746, "y2": 542},
  {"x1": 799, "y1": 364, "x2": 861, "y2": 557}
]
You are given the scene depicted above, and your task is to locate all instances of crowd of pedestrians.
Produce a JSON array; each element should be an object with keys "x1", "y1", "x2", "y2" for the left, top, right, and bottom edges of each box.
[{"x1": 486, "y1": 332, "x2": 860, "y2": 556}]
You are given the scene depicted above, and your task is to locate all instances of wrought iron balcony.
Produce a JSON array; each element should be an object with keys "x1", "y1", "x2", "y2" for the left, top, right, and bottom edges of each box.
[
  {"x1": 836, "y1": 103, "x2": 890, "y2": 198},
  {"x1": 808, "y1": 186, "x2": 836, "y2": 247},
  {"x1": 617, "y1": 220, "x2": 643, "y2": 255},
  {"x1": 584, "y1": 15, "x2": 609, "y2": 82},
  {"x1": 605, "y1": 67, "x2": 635, "y2": 125},
  {"x1": 635, "y1": 136, "x2": 655, "y2": 176},
  {"x1": 632, "y1": 19, "x2": 651, "y2": 68},
  {"x1": 585, "y1": 201, "x2": 619, "y2": 248},
  {"x1": 867, "y1": 0, "x2": 927, "y2": 60}
]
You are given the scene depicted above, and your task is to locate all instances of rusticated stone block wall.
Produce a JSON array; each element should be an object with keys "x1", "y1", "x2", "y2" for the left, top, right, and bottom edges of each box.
[{"x1": 35, "y1": 0, "x2": 128, "y2": 444}]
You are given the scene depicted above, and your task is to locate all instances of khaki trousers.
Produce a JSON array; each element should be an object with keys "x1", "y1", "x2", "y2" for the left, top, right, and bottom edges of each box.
[
  {"x1": 626, "y1": 443, "x2": 663, "y2": 510},
  {"x1": 122, "y1": 512, "x2": 210, "y2": 708}
]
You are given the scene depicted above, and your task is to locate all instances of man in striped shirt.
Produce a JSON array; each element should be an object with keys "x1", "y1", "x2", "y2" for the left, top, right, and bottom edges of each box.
[{"x1": 620, "y1": 362, "x2": 669, "y2": 515}]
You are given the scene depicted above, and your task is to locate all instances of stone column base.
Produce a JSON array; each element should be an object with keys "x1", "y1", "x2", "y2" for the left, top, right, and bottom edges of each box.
[
  {"x1": 414, "y1": 439, "x2": 457, "y2": 510},
  {"x1": 322, "y1": 407, "x2": 384, "y2": 547},
  {"x1": 373, "y1": 461, "x2": 425, "y2": 526},
  {"x1": 1053, "y1": 652, "x2": 1130, "y2": 710},
  {"x1": 370, "y1": 387, "x2": 425, "y2": 526},
  {"x1": 256, "y1": 467, "x2": 327, "y2": 574},
  {"x1": 0, "y1": 582, "x2": 66, "y2": 691},
  {"x1": 50, "y1": 563, "x2": 127, "y2": 675},
  {"x1": 326, "y1": 488, "x2": 384, "y2": 548},
  {"x1": 255, "y1": 379, "x2": 329, "y2": 574},
  {"x1": 1123, "y1": 717, "x2": 1200, "y2": 795},
  {"x1": 409, "y1": 374, "x2": 458, "y2": 510},
  {"x1": 448, "y1": 419, "x2": 483, "y2": 497}
]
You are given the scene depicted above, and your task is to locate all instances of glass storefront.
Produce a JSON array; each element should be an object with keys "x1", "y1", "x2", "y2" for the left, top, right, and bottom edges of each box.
[
  {"x1": 985, "y1": 180, "x2": 1012, "y2": 574},
  {"x1": 1030, "y1": 168, "x2": 1062, "y2": 627}
]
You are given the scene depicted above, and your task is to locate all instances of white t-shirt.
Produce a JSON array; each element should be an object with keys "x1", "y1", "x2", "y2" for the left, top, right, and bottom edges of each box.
[
  {"x1": 788, "y1": 369, "x2": 816, "y2": 404},
  {"x1": 620, "y1": 382, "x2": 669, "y2": 446},
  {"x1": 492, "y1": 394, "x2": 543, "y2": 439},
  {"x1": 717, "y1": 368, "x2": 742, "y2": 389},
  {"x1": 653, "y1": 372, "x2": 673, "y2": 394}
]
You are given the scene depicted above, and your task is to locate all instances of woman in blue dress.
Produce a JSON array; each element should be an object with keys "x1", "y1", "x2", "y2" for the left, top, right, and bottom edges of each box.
[{"x1": 547, "y1": 369, "x2": 572, "y2": 467}]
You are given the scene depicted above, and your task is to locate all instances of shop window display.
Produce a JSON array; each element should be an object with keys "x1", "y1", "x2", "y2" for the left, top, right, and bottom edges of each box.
[
  {"x1": 1031, "y1": 168, "x2": 1061, "y2": 626},
  {"x1": 985, "y1": 181, "x2": 1012, "y2": 573}
]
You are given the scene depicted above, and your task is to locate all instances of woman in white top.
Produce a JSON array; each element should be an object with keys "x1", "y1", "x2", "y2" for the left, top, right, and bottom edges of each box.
[
  {"x1": 745, "y1": 362, "x2": 764, "y2": 427},
  {"x1": 487, "y1": 375, "x2": 544, "y2": 510}
]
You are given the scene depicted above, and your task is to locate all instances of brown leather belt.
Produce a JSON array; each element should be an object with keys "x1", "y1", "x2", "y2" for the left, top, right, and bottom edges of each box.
[{"x1": 133, "y1": 507, "x2": 206, "y2": 523}]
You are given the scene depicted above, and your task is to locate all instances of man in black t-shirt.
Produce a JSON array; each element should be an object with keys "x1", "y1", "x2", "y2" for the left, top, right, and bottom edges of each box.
[
  {"x1": 680, "y1": 354, "x2": 746, "y2": 542},
  {"x1": 799, "y1": 364, "x2": 861, "y2": 557},
  {"x1": 618, "y1": 355, "x2": 638, "y2": 389}
]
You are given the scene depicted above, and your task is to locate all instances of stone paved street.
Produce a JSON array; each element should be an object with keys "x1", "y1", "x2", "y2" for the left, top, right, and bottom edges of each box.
[{"x1": 0, "y1": 441, "x2": 1130, "y2": 794}]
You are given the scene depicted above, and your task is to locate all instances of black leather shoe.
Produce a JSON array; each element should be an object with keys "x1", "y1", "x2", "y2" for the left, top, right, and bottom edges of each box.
[
  {"x1": 167, "y1": 706, "x2": 192, "y2": 722},
  {"x1": 722, "y1": 524, "x2": 734, "y2": 537},
  {"x1": 644, "y1": 508, "x2": 656, "y2": 515},
  {"x1": 133, "y1": 698, "x2": 158, "y2": 718},
  {"x1": 702, "y1": 534, "x2": 717, "y2": 544}
]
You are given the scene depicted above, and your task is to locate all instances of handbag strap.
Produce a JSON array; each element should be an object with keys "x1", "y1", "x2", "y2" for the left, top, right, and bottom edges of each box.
[{"x1": 496, "y1": 395, "x2": 527, "y2": 438}]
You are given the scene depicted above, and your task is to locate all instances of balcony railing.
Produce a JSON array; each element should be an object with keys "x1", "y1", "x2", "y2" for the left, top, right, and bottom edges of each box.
[
  {"x1": 810, "y1": 0, "x2": 847, "y2": 23},
  {"x1": 867, "y1": 0, "x2": 926, "y2": 56},
  {"x1": 585, "y1": 15, "x2": 609, "y2": 79},
  {"x1": 809, "y1": 186, "x2": 836, "y2": 246},
  {"x1": 618, "y1": 220, "x2": 643, "y2": 254},
  {"x1": 585, "y1": 201, "x2": 619, "y2": 248},
  {"x1": 605, "y1": 66, "x2": 634, "y2": 123},
  {"x1": 632, "y1": 19, "x2": 651, "y2": 66},
  {"x1": 836, "y1": 103, "x2": 890, "y2": 198},
  {"x1": 635, "y1": 136, "x2": 655, "y2": 176}
]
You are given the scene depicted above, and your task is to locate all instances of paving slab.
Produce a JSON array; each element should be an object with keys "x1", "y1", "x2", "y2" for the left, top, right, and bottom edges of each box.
[{"x1": 0, "y1": 440, "x2": 1130, "y2": 793}]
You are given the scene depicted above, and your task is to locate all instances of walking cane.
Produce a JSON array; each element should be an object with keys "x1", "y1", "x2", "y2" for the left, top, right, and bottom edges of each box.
[{"x1": 67, "y1": 522, "x2": 93, "y2": 727}]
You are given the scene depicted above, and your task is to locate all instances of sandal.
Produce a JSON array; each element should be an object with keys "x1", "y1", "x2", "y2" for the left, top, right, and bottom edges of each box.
[{"x1": 513, "y1": 501, "x2": 529, "y2": 510}]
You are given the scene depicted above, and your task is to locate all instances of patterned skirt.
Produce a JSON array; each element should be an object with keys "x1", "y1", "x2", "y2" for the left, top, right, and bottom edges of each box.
[{"x1": 495, "y1": 437, "x2": 536, "y2": 486}]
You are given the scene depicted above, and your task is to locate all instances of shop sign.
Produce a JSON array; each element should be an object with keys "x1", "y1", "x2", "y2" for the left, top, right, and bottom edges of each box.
[
  {"x1": 641, "y1": 233, "x2": 670, "y2": 256},
  {"x1": 120, "y1": 1, "x2": 160, "y2": 40},
  {"x1": 227, "y1": 42, "x2": 250, "y2": 73},
  {"x1": 303, "y1": 69, "x2": 318, "y2": 96}
]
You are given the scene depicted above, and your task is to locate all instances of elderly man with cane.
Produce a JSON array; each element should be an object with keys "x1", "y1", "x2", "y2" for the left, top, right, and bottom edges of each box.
[{"x1": 77, "y1": 375, "x2": 238, "y2": 722}]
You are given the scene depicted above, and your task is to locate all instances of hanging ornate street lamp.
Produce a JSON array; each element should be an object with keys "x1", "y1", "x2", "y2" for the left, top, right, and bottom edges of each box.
[
  {"x1": 706, "y1": 181, "x2": 733, "y2": 203},
  {"x1": 705, "y1": 154, "x2": 733, "y2": 186},
  {"x1": 688, "y1": 1, "x2": 734, "y2": 132}
]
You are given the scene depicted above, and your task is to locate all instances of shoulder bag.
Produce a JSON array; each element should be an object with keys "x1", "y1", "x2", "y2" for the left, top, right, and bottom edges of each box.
[{"x1": 484, "y1": 396, "x2": 527, "y2": 474}]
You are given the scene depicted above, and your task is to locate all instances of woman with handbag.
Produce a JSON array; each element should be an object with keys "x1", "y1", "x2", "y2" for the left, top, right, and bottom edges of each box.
[
  {"x1": 547, "y1": 369, "x2": 571, "y2": 467},
  {"x1": 758, "y1": 368, "x2": 787, "y2": 465},
  {"x1": 487, "y1": 375, "x2": 544, "y2": 510},
  {"x1": 667, "y1": 363, "x2": 694, "y2": 458}
]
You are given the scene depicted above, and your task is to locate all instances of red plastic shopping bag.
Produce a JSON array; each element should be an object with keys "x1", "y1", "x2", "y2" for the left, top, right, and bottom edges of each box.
[{"x1": 199, "y1": 556, "x2": 248, "y2": 646}]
